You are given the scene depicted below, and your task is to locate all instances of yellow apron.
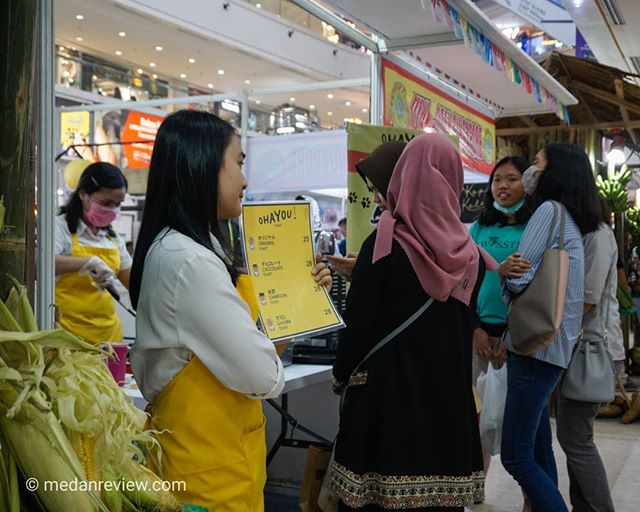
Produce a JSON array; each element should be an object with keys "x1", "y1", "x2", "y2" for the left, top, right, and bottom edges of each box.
[
  {"x1": 55, "y1": 233, "x2": 122, "y2": 344},
  {"x1": 148, "y1": 274, "x2": 267, "y2": 512}
]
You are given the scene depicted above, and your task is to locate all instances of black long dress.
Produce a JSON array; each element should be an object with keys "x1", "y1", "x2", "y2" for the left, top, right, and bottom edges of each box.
[{"x1": 331, "y1": 231, "x2": 485, "y2": 511}]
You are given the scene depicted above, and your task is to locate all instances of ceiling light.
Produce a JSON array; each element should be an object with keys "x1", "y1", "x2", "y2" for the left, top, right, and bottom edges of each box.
[
  {"x1": 244, "y1": 79, "x2": 251, "y2": 85},
  {"x1": 155, "y1": 46, "x2": 163, "y2": 52},
  {"x1": 118, "y1": 31, "x2": 126, "y2": 37},
  {"x1": 76, "y1": 37, "x2": 83, "y2": 42},
  {"x1": 362, "y1": 108, "x2": 368, "y2": 113},
  {"x1": 149, "y1": 62, "x2": 156, "y2": 68},
  {"x1": 290, "y1": 97, "x2": 296, "y2": 102},
  {"x1": 75, "y1": 14, "x2": 84, "y2": 20},
  {"x1": 327, "y1": 111, "x2": 333, "y2": 116},
  {"x1": 188, "y1": 58, "x2": 196, "y2": 64},
  {"x1": 115, "y1": 50, "x2": 123, "y2": 56},
  {"x1": 256, "y1": 3, "x2": 262, "y2": 8},
  {"x1": 217, "y1": 69, "x2": 225, "y2": 75},
  {"x1": 180, "y1": 73, "x2": 187, "y2": 79},
  {"x1": 345, "y1": 101, "x2": 352, "y2": 106},
  {"x1": 327, "y1": 93, "x2": 334, "y2": 99},
  {"x1": 207, "y1": 83, "x2": 214, "y2": 88},
  {"x1": 255, "y1": 100, "x2": 261, "y2": 104},
  {"x1": 137, "y1": 68, "x2": 143, "y2": 74},
  {"x1": 152, "y1": 74, "x2": 158, "y2": 79},
  {"x1": 276, "y1": 127, "x2": 295, "y2": 134},
  {"x1": 309, "y1": 104, "x2": 316, "y2": 109}
]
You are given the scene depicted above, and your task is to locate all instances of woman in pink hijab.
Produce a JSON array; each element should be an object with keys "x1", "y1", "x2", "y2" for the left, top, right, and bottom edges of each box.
[{"x1": 331, "y1": 134, "x2": 497, "y2": 512}]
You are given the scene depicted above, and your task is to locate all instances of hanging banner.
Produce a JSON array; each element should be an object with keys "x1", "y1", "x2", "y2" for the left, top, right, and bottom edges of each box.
[
  {"x1": 382, "y1": 57, "x2": 495, "y2": 176},
  {"x1": 93, "y1": 110, "x2": 163, "y2": 170},
  {"x1": 346, "y1": 123, "x2": 462, "y2": 255},
  {"x1": 245, "y1": 130, "x2": 348, "y2": 194},
  {"x1": 120, "y1": 111, "x2": 163, "y2": 169},
  {"x1": 241, "y1": 201, "x2": 344, "y2": 341}
]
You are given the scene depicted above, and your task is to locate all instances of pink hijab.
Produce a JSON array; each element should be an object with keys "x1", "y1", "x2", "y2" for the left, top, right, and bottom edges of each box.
[{"x1": 373, "y1": 134, "x2": 498, "y2": 306}]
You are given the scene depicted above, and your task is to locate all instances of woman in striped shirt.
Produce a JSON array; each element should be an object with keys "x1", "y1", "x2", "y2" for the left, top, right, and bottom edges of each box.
[{"x1": 500, "y1": 143, "x2": 603, "y2": 512}]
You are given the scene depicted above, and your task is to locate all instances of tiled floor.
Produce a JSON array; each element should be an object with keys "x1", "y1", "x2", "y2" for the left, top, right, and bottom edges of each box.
[
  {"x1": 266, "y1": 417, "x2": 640, "y2": 512},
  {"x1": 471, "y1": 418, "x2": 640, "y2": 512}
]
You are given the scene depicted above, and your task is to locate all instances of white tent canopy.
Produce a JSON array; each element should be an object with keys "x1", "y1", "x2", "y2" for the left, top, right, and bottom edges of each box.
[{"x1": 296, "y1": 0, "x2": 577, "y2": 118}]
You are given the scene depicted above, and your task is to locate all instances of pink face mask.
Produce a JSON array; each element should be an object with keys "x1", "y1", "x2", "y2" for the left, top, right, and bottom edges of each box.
[{"x1": 85, "y1": 200, "x2": 120, "y2": 227}]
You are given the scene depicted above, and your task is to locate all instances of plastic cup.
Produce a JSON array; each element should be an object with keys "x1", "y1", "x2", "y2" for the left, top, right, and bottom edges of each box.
[{"x1": 103, "y1": 342, "x2": 129, "y2": 386}]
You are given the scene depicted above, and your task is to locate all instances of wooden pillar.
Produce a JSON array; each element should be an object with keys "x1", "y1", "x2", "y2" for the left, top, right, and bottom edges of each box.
[{"x1": 0, "y1": 0, "x2": 38, "y2": 298}]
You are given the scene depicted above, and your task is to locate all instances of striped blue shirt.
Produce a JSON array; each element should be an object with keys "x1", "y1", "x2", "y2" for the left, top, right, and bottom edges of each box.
[{"x1": 503, "y1": 201, "x2": 584, "y2": 368}]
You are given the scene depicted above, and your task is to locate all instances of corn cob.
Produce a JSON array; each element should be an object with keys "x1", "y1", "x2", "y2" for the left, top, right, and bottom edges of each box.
[{"x1": 69, "y1": 431, "x2": 100, "y2": 483}]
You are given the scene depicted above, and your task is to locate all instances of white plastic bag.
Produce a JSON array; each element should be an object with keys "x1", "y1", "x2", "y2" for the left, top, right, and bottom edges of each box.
[{"x1": 476, "y1": 363, "x2": 507, "y2": 456}]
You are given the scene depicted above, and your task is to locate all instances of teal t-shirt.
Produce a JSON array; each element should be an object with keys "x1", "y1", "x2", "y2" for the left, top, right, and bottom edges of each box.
[{"x1": 469, "y1": 221, "x2": 527, "y2": 325}]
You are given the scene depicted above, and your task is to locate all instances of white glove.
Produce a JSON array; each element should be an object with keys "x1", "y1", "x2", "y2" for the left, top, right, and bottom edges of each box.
[{"x1": 79, "y1": 256, "x2": 115, "y2": 290}]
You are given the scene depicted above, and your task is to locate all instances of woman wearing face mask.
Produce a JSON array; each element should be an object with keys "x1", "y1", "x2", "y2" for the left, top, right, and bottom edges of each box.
[
  {"x1": 470, "y1": 156, "x2": 532, "y2": 381},
  {"x1": 501, "y1": 144, "x2": 602, "y2": 512},
  {"x1": 326, "y1": 141, "x2": 406, "y2": 280},
  {"x1": 468, "y1": 157, "x2": 532, "y2": 500},
  {"x1": 129, "y1": 110, "x2": 330, "y2": 511},
  {"x1": 55, "y1": 162, "x2": 129, "y2": 345}
]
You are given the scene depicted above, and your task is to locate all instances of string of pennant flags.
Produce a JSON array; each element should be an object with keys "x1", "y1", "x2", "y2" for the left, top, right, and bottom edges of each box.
[{"x1": 430, "y1": 0, "x2": 570, "y2": 123}]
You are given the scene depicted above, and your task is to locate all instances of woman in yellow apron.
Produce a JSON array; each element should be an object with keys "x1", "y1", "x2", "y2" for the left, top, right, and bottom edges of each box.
[
  {"x1": 129, "y1": 110, "x2": 332, "y2": 512},
  {"x1": 55, "y1": 162, "x2": 130, "y2": 345}
]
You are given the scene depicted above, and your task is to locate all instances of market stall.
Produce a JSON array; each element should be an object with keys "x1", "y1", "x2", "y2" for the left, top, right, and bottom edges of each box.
[{"x1": 21, "y1": 0, "x2": 582, "y2": 501}]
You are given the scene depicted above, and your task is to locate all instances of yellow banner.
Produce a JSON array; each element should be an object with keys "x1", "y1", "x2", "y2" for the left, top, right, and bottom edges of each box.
[
  {"x1": 382, "y1": 57, "x2": 495, "y2": 175},
  {"x1": 241, "y1": 202, "x2": 344, "y2": 341},
  {"x1": 346, "y1": 123, "x2": 424, "y2": 255},
  {"x1": 60, "y1": 111, "x2": 91, "y2": 148}
]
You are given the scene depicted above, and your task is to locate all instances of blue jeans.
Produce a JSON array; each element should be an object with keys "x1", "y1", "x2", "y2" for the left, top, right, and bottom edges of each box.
[{"x1": 501, "y1": 351, "x2": 567, "y2": 512}]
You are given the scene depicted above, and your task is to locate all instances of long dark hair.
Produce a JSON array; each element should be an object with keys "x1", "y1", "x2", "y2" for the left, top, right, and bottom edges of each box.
[
  {"x1": 60, "y1": 162, "x2": 127, "y2": 237},
  {"x1": 478, "y1": 156, "x2": 532, "y2": 226},
  {"x1": 129, "y1": 110, "x2": 237, "y2": 308},
  {"x1": 531, "y1": 143, "x2": 602, "y2": 235}
]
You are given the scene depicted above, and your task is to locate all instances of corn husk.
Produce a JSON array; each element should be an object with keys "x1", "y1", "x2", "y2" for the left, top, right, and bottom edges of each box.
[{"x1": 0, "y1": 277, "x2": 178, "y2": 512}]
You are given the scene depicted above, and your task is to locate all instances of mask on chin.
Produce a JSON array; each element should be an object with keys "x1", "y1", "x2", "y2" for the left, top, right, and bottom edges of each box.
[{"x1": 493, "y1": 198, "x2": 525, "y2": 215}]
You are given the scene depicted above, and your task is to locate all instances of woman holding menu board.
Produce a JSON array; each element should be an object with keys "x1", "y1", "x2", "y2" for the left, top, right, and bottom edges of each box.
[
  {"x1": 129, "y1": 109, "x2": 331, "y2": 511},
  {"x1": 331, "y1": 134, "x2": 497, "y2": 511}
]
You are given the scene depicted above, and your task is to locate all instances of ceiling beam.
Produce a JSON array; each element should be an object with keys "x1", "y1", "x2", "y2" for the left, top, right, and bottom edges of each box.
[
  {"x1": 570, "y1": 80, "x2": 640, "y2": 116},
  {"x1": 497, "y1": 119, "x2": 640, "y2": 137},
  {"x1": 614, "y1": 79, "x2": 638, "y2": 145},
  {"x1": 384, "y1": 33, "x2": 462, "y2": 51},
  {"x1": 518, "y1": 116, "x2": 538, "y2": 128},
  {"x1": 287, "y1": 0, "x2": 379, "y2": 53}
]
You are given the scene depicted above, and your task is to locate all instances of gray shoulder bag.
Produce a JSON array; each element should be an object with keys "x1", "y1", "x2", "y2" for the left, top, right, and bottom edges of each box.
[
  {"x1": 508, "y1": 201, "x2": 569, "y2": 354},
  {"x1": 560, "y1": 267, "x2": 616, "y2": 403}
]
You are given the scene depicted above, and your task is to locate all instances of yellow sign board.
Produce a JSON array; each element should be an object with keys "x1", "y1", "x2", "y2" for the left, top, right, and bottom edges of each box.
[
  {"x1": 60, "y1": 111, "x2": 91, "y2": 148},
  {"x1": 241, "y1": 202, "x2": 344, "y2": 341}
]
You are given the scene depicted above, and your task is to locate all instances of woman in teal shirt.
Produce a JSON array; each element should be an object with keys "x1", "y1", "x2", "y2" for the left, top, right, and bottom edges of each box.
[
  {"x1": 470, "y1": 156, "x2": 532, "y2": 378},
  {"x1": 469, "y1": 156, "x2": 532, "y2": 507}
]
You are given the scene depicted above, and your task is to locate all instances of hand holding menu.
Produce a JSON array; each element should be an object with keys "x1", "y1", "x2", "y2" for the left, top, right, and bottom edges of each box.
[{"x1": 241, "y1": 202, "x2": 344, "y2": 341}]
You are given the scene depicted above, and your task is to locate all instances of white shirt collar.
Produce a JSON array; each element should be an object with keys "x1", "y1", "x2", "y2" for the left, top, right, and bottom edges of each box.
[{"x1": 77, "y1": 218, "x2": 109, "y2": 239}]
